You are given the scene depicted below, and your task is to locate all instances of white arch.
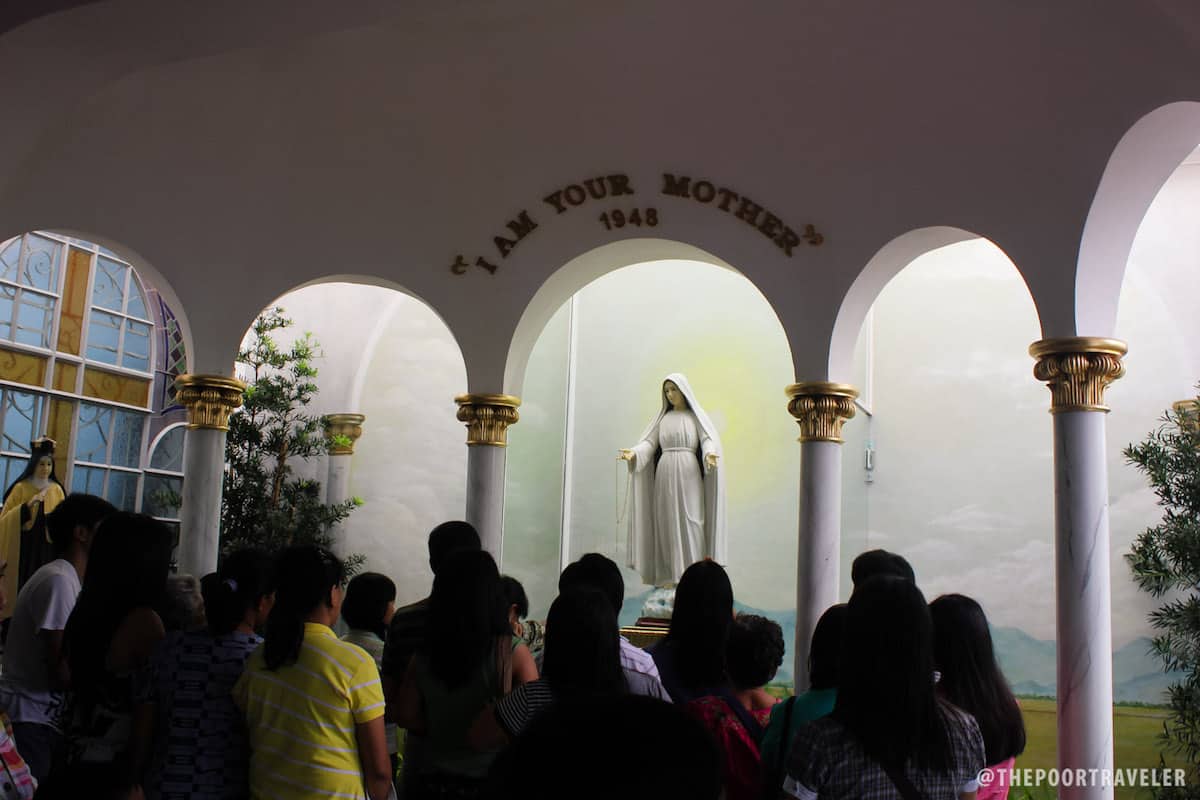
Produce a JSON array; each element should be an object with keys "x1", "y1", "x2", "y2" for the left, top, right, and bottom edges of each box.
[
  {"x1": 1076, "y1": 100, "x2": 1200, "y2": 336},
  {"x1": 503, "y1": 237, "x2": 791, "y2": 396},
  {"x1": 240, "y1": 275, "x2": 465, "y2": 414},
  {"x1": 829, "y1": 227, "x2": 978, "y2": 381}
]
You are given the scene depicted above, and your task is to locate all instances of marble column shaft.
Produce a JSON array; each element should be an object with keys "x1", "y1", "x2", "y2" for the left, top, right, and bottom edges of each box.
[
  {"x1": 1030, "y1": 337, "x2": 1126, "y2": 800},
  {"x1": 174, "y1": 374, "x2": 244, "y2": 577},
  {"x1": 466, "y1": 446, "x2": 508, "y2": 558},
  {"x1": 787, "y1": 382, "x2": 858, "y2": 691},
  {"x1": 178, "y1": 427, "x2": 228, "y2": 576},
  {"x1": 455, "y1": 394, "x2": 520, "y2": 560}
]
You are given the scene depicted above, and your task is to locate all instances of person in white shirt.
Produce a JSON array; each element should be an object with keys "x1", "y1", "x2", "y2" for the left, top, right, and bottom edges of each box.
[
  {"x1": 558, "y1": 553, "x2": 667, "y2": 695},
  {"x1": 0, "y1": 494, "x2": 114, "y2": 781}
]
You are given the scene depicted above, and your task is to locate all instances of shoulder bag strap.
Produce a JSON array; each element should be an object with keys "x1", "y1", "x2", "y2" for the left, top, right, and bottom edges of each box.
[
  {"x1": 781, "y1": 695, "x2": 796, "y2": 739},
  {"x1": 878, "y1": 759, "x2": 927, "y2": 800},
  {"x1": 715, "y1": 689, "x2": 766, "y2": 746}
]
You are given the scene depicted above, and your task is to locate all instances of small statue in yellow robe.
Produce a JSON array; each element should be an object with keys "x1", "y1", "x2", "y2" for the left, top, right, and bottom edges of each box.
[{"x1": 0, "y1": 439, "x2": 65, "y2": 619}]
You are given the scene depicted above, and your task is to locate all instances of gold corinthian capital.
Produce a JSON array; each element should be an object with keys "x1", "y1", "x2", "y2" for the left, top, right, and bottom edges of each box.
[
  {"x1": 785, "y1": 382, "x2": 859, "y2": 443},
  {"x1": 454, "y1": 394, "x2": 521, "y2": 446},
  {"x1": 174, "y1": 374, "x2": 246, "y2": 431},
  {"x1": 1029, "y1": 337, "x2": 1127, "y2": 413},
  {"x1": 324, "y1": 414, "x2": 366, "y2": 455}
]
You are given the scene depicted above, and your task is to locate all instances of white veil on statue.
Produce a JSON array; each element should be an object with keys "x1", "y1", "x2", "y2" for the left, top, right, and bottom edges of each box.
[{"x1": 625, "y1": 372, "x2": 727, "y2": 586}]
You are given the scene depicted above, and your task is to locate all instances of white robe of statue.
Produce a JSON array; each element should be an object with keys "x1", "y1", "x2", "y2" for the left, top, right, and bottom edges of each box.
[{"x1": 623, "y1": 373, "x2": 727, "y2": 586}]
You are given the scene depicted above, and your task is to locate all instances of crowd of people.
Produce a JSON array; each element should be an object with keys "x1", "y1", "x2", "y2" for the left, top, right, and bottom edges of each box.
[{"x1": 0, "y1": 494, "x2": 1026, "y2": 799}]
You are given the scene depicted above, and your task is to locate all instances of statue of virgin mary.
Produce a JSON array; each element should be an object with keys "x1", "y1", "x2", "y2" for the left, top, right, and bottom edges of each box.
[{"x1": 620, "y1": 373, "x2": 727, "y2": 587}]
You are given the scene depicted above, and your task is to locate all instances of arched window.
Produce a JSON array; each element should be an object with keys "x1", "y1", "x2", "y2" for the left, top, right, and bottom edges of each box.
[{"x1": 0, "y1": 231, "x2": 187, "y2": 512}]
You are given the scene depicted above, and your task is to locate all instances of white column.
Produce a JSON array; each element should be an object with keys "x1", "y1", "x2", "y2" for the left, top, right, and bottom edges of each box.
[
  {"x1": 466, "y1": 445, "x2": 508, "y2": 557},
  {"x1": 786, "y1": 382, "x2": 858, "y2": 690},
  {"x1": 323, "y1": 413, "x2": 365, "y2": 557},
  {"x1": 455, "y1": 394, "x2": 520, "y2": 560},
  {"x1": 327, "y1": 454, "x2": 352, "y2": 506},
  {"x1": 174, "y1": 374, "x2": 245, "y2": 576},
  {"x1": 1031, "y1": 337, "x2": 1126, "y2": 800}
]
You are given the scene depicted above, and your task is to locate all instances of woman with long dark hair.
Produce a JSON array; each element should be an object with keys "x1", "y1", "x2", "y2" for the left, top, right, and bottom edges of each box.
[
  {"x1": 651, "y1": 559, "x2": 735, "y2": 703},
  {"x1": 395, "y1": 550, "x2": 536, "y2": 799},
  {"x1": 139, "y1": 549, "x2": 276, "y2": 800},
  {"x1": 233, "y1": 546, "x2": 391, "y2": 800},
  {"x1": 539, "y1": 588, "x2": 627, "y2": 699},
  {"x1": 55, "y1": 513, "x2": 173, "y2": 798},
  {"x1": 782, "y1": 577, "x2": 985, "y2": 800},
  {"x1": 931, "y1": 594, "x2": 1026, "y2": 800},
  {"x1": 468, "y1": 587, "x2": 642, "y2": 748}
]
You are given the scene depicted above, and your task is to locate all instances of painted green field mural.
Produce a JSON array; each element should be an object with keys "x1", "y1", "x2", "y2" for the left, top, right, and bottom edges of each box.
[{"x1": 1010, "y1": 700, "x2": 1189, "y2": 800}]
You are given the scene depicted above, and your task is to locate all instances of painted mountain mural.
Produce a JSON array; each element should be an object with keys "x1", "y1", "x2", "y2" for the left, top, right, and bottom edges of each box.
[{"x1": 620, "y1": 593, "x2": 1182, "y2": 705}]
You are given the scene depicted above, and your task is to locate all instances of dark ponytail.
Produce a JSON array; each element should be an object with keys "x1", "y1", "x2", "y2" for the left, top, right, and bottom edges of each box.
[
  {"x1": 202, "y1": 549, "x2": 276, "y2": 636},
  {"x1": 264, "y1": 546, "x2": 344, "y2": 670}
]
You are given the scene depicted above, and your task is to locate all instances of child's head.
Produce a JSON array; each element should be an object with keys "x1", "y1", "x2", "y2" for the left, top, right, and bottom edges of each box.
[
  {"x1": 341, "y1": 571, "x2": 397, "y2": 639},
  {"x1": 501, "y1": 574, "x2": 529, "y2": 636}
]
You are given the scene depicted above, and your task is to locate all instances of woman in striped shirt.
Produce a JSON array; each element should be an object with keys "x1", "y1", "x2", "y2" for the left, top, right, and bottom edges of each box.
[{"x1": 234, "y1": 546, "x2": 392, "y2": 800}]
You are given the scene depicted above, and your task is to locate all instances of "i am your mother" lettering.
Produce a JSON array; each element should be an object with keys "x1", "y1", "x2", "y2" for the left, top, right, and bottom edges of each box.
[{"x1": 449, "y1": 171, "x2": 822, "y2": 276}]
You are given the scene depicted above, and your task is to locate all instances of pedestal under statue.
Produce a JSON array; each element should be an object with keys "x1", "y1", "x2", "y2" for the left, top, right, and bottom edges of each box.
[
  {"x1": 620, "y1": 373, "x2": 727, "y2": 588},
  {"x1": 0, "y1": 439, "x2": 66, "y2": 617}
]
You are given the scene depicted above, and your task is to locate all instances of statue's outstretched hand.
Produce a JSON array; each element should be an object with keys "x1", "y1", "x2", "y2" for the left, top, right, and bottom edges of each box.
[
  {"x1": 705, "y1": 452, "x2": 719, "y2": 470},
  {"x1": 618, "y1": 449, "x2": 634, "y2": 462}
]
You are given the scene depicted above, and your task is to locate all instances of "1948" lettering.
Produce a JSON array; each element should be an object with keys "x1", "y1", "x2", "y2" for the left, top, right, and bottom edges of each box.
[{"x1": 599, "y1": 208, "x2": 659, "y2": 231}]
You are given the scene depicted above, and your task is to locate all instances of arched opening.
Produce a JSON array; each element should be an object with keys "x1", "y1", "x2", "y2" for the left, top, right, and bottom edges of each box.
[
  {"x1": 503, "y1": 240, "x2": 797, "y2": 680},
  {"x1": 834, "y1": 235, "x2": 1069, "y2": 700},
  {"x1": 828, "y1": 226, "x2": 988, "y2": 382},
  {"x1": 232, "y1": 280, "x2": 467, "y2": 604},
  {"x1": 1076, "y1": 101, "x2": 1200, "y2": 335},
  {"x1": 1105, "y1": 142, "x2": 1200, "y2": 705}
]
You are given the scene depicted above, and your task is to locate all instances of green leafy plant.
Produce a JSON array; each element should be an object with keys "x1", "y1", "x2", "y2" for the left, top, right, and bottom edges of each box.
[
  {"x1": 1125, "y1": 395, "x2": 1200, "y2": 798},
  {"x1": 220, "y1": 307, "x2": 362, "y2": 572}
]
